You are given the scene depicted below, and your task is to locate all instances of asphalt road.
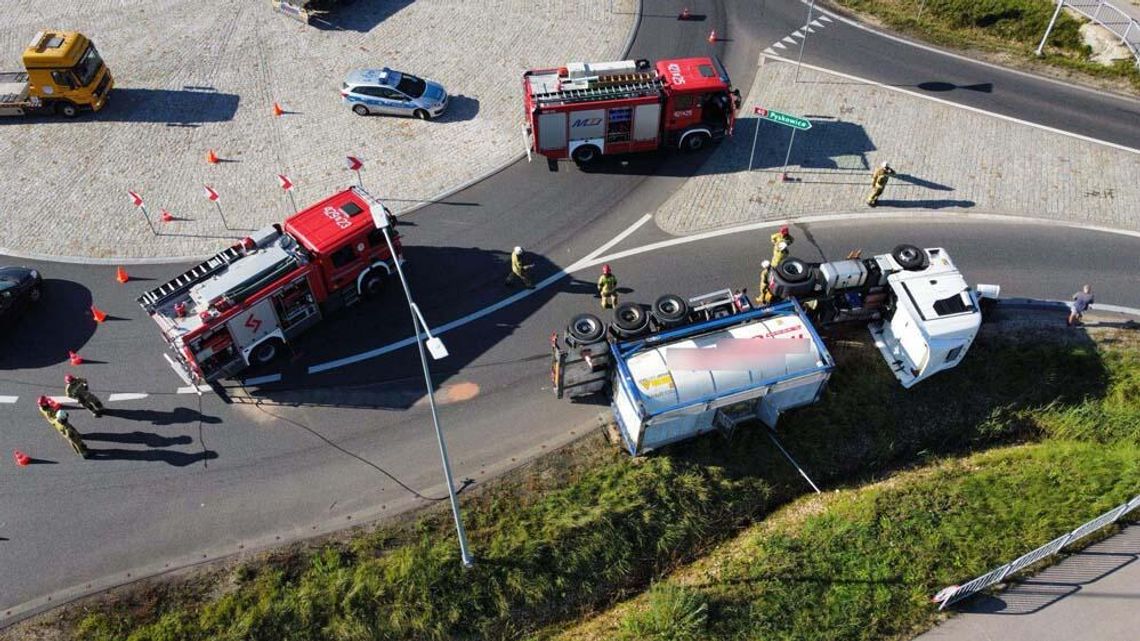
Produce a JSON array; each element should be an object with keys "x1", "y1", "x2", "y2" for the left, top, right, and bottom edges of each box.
[{"x1": 3, "y1": 0, "x2": 1140, "y2": 624}]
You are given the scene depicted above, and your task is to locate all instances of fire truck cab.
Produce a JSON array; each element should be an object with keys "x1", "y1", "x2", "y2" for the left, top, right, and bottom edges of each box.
[
  {"x1": 138, "y1": 188, "x2": 401, "y2": 383},
  {"x1": 523, "y1": 56, "x2": 740, "y2": 166}
]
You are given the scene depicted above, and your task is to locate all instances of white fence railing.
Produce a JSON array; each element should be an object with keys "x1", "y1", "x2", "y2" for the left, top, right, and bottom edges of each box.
[
  {"x1": 932, "y1": 493, "x2": 1140, "y2": 610},
  {"x1": 1038, "y1": 1, "x2": 1140, "y2": 68}
]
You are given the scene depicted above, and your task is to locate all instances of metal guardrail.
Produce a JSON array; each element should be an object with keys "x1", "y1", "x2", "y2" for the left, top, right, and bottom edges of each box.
[
  {"x1": 1038, "y1": 1, "x2": 1140, "y2": 68},
  {"x1": 932, "y1": 493, "x2": 1140, "y2": 610}
]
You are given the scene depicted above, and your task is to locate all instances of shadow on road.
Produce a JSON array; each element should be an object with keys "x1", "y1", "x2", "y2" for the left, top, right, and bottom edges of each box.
[
  {"x1": 86, "y1": 447, "x2": 218, "y2": 467},
  {"x1": 83, "y1": 431, "x2": 194, "y2": 447},
  {"x1": 0, "y1": 279, "x2": 96, "y2": 369},
  {"x1": 434, "y1": 95, "x2": 480, "y2": 123},
  {"x1": 103, "y1": 407, "x2": 223, "y2": 426},
  {"x1": 0, "y1": 88, "x2": 240, "y2": 125},
  {"x1": 307, "y1": 0, "x2": 414, "y2": 32},
  {"x1": 874, "y1": 199, "x2": 975, "y2": 209}
]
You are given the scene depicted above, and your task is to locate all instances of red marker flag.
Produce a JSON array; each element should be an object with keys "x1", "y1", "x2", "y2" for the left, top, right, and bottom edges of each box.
[
  {"x1": 345, "y1": 156, "x2": 363, "y2": 171},
  {"x1": 203, "y1": 184, "x2": 220, "y2": 202},
  {"x1": 276, "y1": 174, "x2": 294, "y2": 191},
  {"x1": 127, "y1": 190, "x2": 144, "y2": 207}
]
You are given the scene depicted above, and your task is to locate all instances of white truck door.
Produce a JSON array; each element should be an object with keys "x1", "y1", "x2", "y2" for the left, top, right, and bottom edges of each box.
[{"x1": 227, "y1": 298, "x2": 281, "y2": 352}]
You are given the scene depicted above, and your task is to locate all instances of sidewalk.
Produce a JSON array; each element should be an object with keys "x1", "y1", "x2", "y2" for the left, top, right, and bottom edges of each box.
[
  {"x1": 0, "y1": 0, "x2": 635, "y2": 260},
  {"x1": 654, "y1": 55, "x2": 1140, "y2": 236},
  {"x1": 918, "y1": 525, "x2": 1140, "y2": 641}
]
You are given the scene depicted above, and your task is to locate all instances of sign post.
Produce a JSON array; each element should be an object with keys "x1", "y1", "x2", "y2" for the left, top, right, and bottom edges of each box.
[
  {"x1": 203, "y1": 184, "x2": 228, "y2": 229},
  {"x1": 751, "y1": 107, "x2": 813, "y2": 179},
  {"x1": 277, "y1": 173, "x2": 297, "y2": 214},
  {"x1": 346, "y1": 155, "x2": 364, "y2": 189},
  {"x1": 127, "y1": 190, "x2": 158, "y2": 236}
]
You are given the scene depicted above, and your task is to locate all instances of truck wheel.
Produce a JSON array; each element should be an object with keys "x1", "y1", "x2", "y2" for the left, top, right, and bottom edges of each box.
[
  {"x1": 352, "y1": 104, "x2": 369, "y2": 116},
  {"x1": 891, "y1": 244, "x2": 927, "y2": 271},
  {"x1": 776, "y1": 258, "x2": 812, "y2": 283},
  {"x1": 413, "y1": 109, "x2": 431, "y2": 121},
  {"x1": 652, "y1": 294, "x2": 689, "y2": 327},
  {"x1": 56, "y1": 102, "x2": 80, "y2": 118},
  {"x1": 681, "y1": 132, "x2": 710, "y2": 153},
  {"x1": 612, "y1": 302, "x2": 649, "y2": 338},
  {"x1": 572, "y1": 145, "x2": 600, "y2": 165},
  {"x1": 249, "y1": 339, "x2": 281, "y2": 366},
  {"x1": 361, "y1": 270, "x2": 387, "y2": 297},
  {"x1": 566, "y1": 313, "x2": 605, "y2": 348}
]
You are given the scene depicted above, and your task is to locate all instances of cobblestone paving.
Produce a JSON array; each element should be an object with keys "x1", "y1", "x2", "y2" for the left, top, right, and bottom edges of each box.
[
  {"x1": 656, "y1": 57, "x2": 1140, "y2": 235},
  {"x1": 0, "y1": 0, "x2": 634, "y2": 259}
]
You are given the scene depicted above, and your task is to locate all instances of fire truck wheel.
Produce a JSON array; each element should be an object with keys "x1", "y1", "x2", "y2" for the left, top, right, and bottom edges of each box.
[
  {"x1": 249, "y1": 339, "x2": 282, "y2": 366},
  {"x1": 652, "y1": 294, "x2": 689, "y2": 327},
  {"x1": 681, "y1": 132, "x2": 710, "y2": 153},
  {"x1": 361, "y1": 270, "x2": 387, "y2": 297},
  {"x1": 776, "y1": 258, "x2": 812, "y2": 283},
  {"x1": 56, "y1": 102, "x2": 80, "y2": 118},
  {"x1": 413, "y1": 109, "x2": 431, "y2": 121},
  {"x1": 891, "y1": 244, "x2": 927, "y2": 271},
  {"x1": 612, "y1": 302, "x2": 649, "y2": 337},
  {"x1": 571, "y1": 145, "x2": 600, "y2": 165},
  {"x1": 352, "y1": 104, "x2": 370, "y2": 116},
  {"x1": 566, "y1": 313, "x2": 605, "y2": 348}
]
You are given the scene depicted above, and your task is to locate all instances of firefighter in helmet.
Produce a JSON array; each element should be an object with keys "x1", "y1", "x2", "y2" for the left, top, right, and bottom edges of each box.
[
  {"x1": 65, "y1": 374, "x2": 104, "y2": 418},
  {"x1": 597, "y1": 264, "x2": 618, "y2": 309},
  {"x1": 38, "y1": 395, "x2": 89, "y2": 458},
  {"x1": 866, "y1": 161, "x2": 896, "y2": 207},
  {"x1": 505, "y1": 246, "x2": 535, "y2": 289},
  {"x1": 756, "y1": 260, "x2": 774, "y2": 305},
  {"x1": 770, "y1": 225, "x2": 794, "y2": 268}
]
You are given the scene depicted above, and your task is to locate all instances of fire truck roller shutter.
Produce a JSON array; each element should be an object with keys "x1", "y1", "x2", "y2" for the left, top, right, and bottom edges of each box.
[
  {"x1": 537, "y1": 112, "x2": 567, "y2": 151},
  {"x1": 356, "y1": 260, "x2": 393, "y2": 297},
  {"x1": 633, "y1": 103, "x2": 661, "y2": 142}
]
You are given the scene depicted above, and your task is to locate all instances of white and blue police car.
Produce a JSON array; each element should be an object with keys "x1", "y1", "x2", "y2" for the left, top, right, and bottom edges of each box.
[{"x1": 341, "y1": 68, "x2": 448, "y2": 120}]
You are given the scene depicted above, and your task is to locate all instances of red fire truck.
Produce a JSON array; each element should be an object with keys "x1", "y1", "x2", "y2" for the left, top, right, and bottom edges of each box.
[
  {"x1": 523, "y1": 56, "x2": 741, "y2": 167},
  {"x1": 138, "y1": 187, "x2": 401, "y2": 383}
]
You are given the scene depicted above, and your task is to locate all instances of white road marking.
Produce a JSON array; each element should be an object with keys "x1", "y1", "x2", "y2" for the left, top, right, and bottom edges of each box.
[
  {"x1": 50, "y1": 396, "x2": 77, "y2": 404},
  {"x1": 810, "y1": 19, "x2": 825, "y2": 28},
  {"x1": 764, "y1": 47, "x2": 777, "y2": 56},
  {"x1": 1093, "y1": 304, "x2": 1140, "y2": 316},
  {"x1": 243, "y1": 373, "x2": 283, "y2": 386},
  {"x1": 772, "y1": 57, "x2": 1140, "y2": 155},
  {"x1": 791, "y1": 30, "x2": 804, "y2": 38},
  {"x1": 108, "y1": 393, "x2": 149, "y2": 402},
  {"x1": 782, "y1": 36, "x2": 796, "y2": 45},
  {"x1": 773, "y1": 41, "x2": 787, "y2": 50},
  {"x1": 0, "y1": 396, "x2": 18, "y2": 404},
  {"x1": 177, "y1": 385, "x2": 211, "y2": 394},
  {"x1": 799, "y1": 0, "x2": 1140, "y2": 106},
  {"x1": 309, "y1": 213, "x2": 653, "y2": 375}
]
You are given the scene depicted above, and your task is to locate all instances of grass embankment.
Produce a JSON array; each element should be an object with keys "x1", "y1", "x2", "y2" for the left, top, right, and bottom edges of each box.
[
  {"x1": 30, "y1": 325, "x2": 1140, "y2": 641},
  {"x1": 831, "y1": 0, "x2": 1140, "y2": 90}
]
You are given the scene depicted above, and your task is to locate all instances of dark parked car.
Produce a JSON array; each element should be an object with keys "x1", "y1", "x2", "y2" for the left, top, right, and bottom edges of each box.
[{"x1": 0, "y1": 266, "x2": 43, "y2": 325}]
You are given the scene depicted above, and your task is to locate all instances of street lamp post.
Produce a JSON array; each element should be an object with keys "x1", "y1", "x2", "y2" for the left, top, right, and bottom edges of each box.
[{"x1": 367, "y1": 193, "x2": 475, "y2": 568}]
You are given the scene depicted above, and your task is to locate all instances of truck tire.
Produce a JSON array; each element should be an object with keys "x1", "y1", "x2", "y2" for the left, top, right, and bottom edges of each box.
[
  {"x1": 352, "y1": 104, "x2": 369, "y2": 116},
  {"x1": 56, "y1": 102, "x2": 79, "y2": 118},
  {"x1": 681, "y1": 131, "x2": 710, "y2": 153},
  {"x1": 361, "y1": 270, "x2": 387, "y2": 297},
  {"x1": 249, "y1": 339, "x2": 281, "y2": 366},
  {"x1": 652, "y1": 294, "x2": 689, "y2": 328},
  {"x1": 572, "y1": 145, "x2": 600, "y2": 165},
  {"x1": 413, "y1": 108, "x2": 431, "y2": 121},
  {"x1": 612, "y1": 302, "x2": 650, "y2": 338},
  {"x1": 566, "y1": 313, "x2": 605, "y2": 348},
  {"x1": 891, "y1": 244, "x2": 927, "y2": 271},
  {"x1": 776, "y1": 258, "x2": 812, "y2": 283}
]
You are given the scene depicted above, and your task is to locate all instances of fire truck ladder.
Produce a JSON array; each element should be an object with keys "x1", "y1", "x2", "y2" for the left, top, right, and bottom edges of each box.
[
  {"x1": 136, "y1": 244, "x2": 246, "y2": 313},
  {"x1": 534, "y1": 73, "x2": 662, "y2": 106}
]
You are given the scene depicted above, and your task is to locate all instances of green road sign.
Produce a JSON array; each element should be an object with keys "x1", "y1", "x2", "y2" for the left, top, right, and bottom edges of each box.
[{"x1": 753, "y1": 106, "x2": 812, "y2": 131}]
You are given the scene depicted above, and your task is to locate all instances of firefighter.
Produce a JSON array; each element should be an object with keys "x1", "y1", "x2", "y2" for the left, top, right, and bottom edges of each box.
[
  {"x1": 504, "y1": 246, "x2": 535, "y2": 289},
  {"x1": 756, "y1": 260, "x2": 774, "y2": 305},
  {"x1": 65, "y1": 374, "x2": 104, "y2": 418},
  {"x1": 770, "y1": 226, "x2": 794, "y2": 268},
  {"x1": 866, "y1": 161, "x2": 896, "y2": 207},
  {"x1": 597, "y1": 264, "x2": 618, "y2": 309},
  {"x1": 37, "y1": 396, "x2": 88, "y2": 458}
]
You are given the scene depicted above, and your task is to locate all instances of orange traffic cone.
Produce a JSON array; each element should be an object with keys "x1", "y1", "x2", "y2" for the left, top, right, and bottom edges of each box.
[
  {"x1": 69, "y1": 349, "x2": 84, "y2": 365},
  {"x1": 14, "y1": 450, "x2": 31, "y2": 467},
  {"x1": 206, "y1": 149, "x2": 219, "y2": 164},
  {"x1": 116, "y1": 266, "x2": 130, "y2": 284},
  {"x1": 160, "y1": 209, "x2": 175, "y2": 222},
  {"x1": 708, "y1": 29, "x2": 717, "y2": 43},
  {"x1": 91, "y1": 305, "x2": 107, "y2": 323},
  {"x1": 273, "y1": 102, "x2": 284, "y2": 117}
]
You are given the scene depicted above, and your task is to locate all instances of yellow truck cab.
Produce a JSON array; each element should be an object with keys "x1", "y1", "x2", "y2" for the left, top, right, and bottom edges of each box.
[{"x1": 0, "y1": 31, "x2": 113, "y2": 117}]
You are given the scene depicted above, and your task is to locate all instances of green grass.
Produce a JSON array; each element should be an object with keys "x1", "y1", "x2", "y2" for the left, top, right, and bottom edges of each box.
[
  {"x1": 44, "y1": 328, "x2": 1140, "y2": 641},
  {"x1": 832, "y1": 0, "x2": 1140, "y2": 89}
]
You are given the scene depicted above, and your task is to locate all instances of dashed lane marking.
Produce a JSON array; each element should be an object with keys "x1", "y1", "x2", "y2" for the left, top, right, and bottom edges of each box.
[
  {"x1": 177, "y1": 385, "x2": 212, "y2": 395},
  {"x1": 108, "y1": 393, "x2": 149, "y2": 402},
  {"x1": 242, "y1": 373, "x2": 283, "y2": 386},
  {"x1": 0, "y1": 396, "x2": 18, "y2": 404}
]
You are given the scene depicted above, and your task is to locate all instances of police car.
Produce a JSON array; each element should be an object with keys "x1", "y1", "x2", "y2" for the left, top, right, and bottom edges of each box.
[{"x1": 341, "y1": 68, "x2": 448, "y2": 120}]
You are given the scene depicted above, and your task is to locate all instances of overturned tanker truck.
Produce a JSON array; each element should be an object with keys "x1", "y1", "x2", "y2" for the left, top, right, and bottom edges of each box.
[{"x1": 551, "y1": 244, "x2": 999, "y2": 456}]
